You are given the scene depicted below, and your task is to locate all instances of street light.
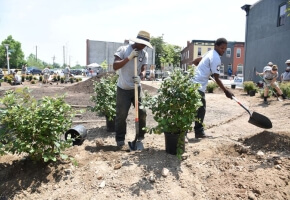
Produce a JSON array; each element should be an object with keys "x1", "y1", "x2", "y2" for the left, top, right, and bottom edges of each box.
[{"x1": 4, "y1": 44, "x2": 10, "y2": 74}]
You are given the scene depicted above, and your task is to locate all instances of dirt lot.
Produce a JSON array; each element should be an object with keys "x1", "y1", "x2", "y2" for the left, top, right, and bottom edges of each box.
[{"x1": 0, "y1": 76, "x2": 290, "y2": 200}]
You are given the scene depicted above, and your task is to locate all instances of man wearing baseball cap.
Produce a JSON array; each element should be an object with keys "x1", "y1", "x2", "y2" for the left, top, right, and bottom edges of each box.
[
  {"x1": 113, "y1": 30, "x2": 153, "y2": 149},
  {"x1": 281, "y1": 59, "x2": 290, "y2": 82}
]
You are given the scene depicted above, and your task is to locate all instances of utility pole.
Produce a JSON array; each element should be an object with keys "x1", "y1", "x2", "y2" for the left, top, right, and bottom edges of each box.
[
  {"x1": 52, "y1": 55, "x2": 55, "y2": 65},
  {"x1": 4, "y1": 44, "x2": 10, "y2": 74},
  {"x1": 36, "y1": 45, "x2": 38, "y2": 61},
  {"x1": 63, "y1": 46, "x2": 65, "y2": 67}
]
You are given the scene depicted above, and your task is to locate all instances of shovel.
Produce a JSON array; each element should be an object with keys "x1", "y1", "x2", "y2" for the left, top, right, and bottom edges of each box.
[
  {"x1": 128, "y1": 57, "x2": 144, "y2": 151},
  {"x1": 209, "y1": 76, "x2": 272, "y2": 129}
]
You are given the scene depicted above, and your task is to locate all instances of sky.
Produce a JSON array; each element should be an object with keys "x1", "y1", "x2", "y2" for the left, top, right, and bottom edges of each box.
[{"x1": 0, "y1": 0, "x2": 259, "y2": 66}]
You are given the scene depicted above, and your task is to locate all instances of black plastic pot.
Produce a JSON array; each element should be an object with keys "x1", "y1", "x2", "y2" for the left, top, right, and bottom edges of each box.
[
  {"x1": 65, "y1": 125, "x2": 87, "y2": 145},
  {"x1": 164, "y1": 132, "x2": 185, "y2": 155},
  {"x1": 231, "y1": 84, "x2": 236, "y2": 89},
  {"x1": 106, "y1": 116, "x2": 115, "y2": 132},
  {"x1": 249, "y1": 90, "x2": 256, "y2": 96}
]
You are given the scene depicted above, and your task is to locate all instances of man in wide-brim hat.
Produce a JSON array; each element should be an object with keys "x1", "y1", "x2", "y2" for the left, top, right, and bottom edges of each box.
[{"x1": 113, "y1": 30, "x2": 153, "y2": 149}]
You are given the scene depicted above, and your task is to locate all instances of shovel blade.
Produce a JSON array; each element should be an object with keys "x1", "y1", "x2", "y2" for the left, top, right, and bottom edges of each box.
[
  {"x1": 248, "y1": 112, "x2": 272, "y2": 129},
  {"x1": 128, "y1": 141, "x2": 144, "y2": 151}
]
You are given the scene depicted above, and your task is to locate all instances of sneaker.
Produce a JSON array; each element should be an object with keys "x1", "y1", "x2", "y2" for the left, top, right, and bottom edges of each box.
[
  {"x1": 195, "y1": 132, "x2": 211, "y2": 139},
  {"x1": 116, "y1": 141, "x2": 125, "y2": 147},
  {"x1": 263, "y1": 100, "x2": 270, "y2": 105},
  {"x1": 137, "y1": 136, "x2": 144, "y2": 142}
]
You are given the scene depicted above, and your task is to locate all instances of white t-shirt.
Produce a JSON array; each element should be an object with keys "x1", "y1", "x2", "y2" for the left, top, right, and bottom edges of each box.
[
  {"x1": 192, "y1": 50, "x2": 221, "y2": 92},
  {"x1": 263, "y1": 66, "x2": 278, "y2": 80},
  {"x1": 114, "y1": 45, "x2": 148, "y2": 90}
]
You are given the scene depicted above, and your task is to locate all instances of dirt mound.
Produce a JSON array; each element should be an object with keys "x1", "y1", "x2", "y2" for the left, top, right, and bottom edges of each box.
[
  {"x1": 243, "y1": 131, "x2": 290, "y2": 152},
  {"x1": 65, "y1": 72, "x2": 158, "y2": 95}
]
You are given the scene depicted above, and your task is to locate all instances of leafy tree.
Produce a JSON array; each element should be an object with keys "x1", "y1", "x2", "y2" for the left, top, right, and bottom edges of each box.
[
  {"x1": 101, "y1": 60, "x2": 108, "y2": 70},
  {"x1": 287, "y1": 1, "x2": 290, "y2": 16},
  {"x1": 151, "y1": 36, "x2": 181, "y2": 70},
  {"x1": 26, "y1": 54, "x2": 45, "y2": 69},
  {"x1": 150, "y1": 36, "x2": 165, "y2": 69},
  {"x1": 0, "y1": 35, "x2": 25, "y2": 69}
]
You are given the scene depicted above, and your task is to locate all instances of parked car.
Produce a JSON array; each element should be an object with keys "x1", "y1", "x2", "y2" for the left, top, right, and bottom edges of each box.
[
  {"x1": 70, "y1": 69, "x2": 83, "y2": 75},
  {"x1": 27, "y1": 67, "x2": 42, "y2": 75}
]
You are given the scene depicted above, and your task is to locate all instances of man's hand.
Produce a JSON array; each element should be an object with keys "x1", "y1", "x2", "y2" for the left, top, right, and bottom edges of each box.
[
  {"x1": 133, "y1": 76, "x2": 141, "y2": 84},
  {"x1": 128, "y1": 49, "x2": 138, "y2": 60},
  {"x1": 224, "y1": 89, "x2": 234, "y2": 99}
]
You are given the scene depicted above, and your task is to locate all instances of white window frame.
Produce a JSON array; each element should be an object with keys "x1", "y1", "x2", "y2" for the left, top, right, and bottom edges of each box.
[
  {"x1": 198, "y1": 47, "x2": 201, "y2": 56},
  {"x1": 236, "y1": 48, "x2": 241, "y2": 58},
  {"x1": 278, "y1": 3, "x2": 286, "y2": 26},
  {"x1": 237, "y1": 64, "x2": 243, "y2": 75},
  {"x1": 226, "y1": 48, "x2": 231, "y2": 57}
]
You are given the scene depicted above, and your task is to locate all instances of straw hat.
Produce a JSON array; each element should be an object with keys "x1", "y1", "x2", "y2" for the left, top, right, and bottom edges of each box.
[
  {"x1": 130, "y1": 30, "x2": 153, "y2": 49},
  {"x1": 285, "y1": 59, "x2": 290, "y2": 64}
]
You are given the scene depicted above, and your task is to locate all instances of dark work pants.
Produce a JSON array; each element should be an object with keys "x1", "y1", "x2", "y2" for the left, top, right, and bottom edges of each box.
[
  {"x1": 115, "y1": 86, "x2": 146, "y2": 142},
  {"x1": 194, "y1": 90, "x2": 206, "y2": 134}
]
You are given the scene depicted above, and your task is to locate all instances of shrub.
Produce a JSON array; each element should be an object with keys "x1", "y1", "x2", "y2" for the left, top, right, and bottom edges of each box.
[
  {"x1": 90, "y1": 74, "x2": 118, "y2": 121},
  {"x1": 243, "y1": 81, "x2": 257, "y2": 94},
  {"x1": 21, "y1": 75, "x2": 25, "y2": 82},
  {"x1": 31, "y1": 80, "x2": 36, "y2": 84},
  {"x1": 206, "y1": 81, "x2": 218, "y2": 93},
  {"x1": 0, "y1": 88, "x2": 76, "y2": 162},
  {"x1": 142, "y1": 68, "x2": 202, "y2": 158},
  {"x1": 60, "y1": 77, "x2": 64, "y2": 83},
  {"x1": 280, "y1": 82, "x2": 290, "y2": 98}
]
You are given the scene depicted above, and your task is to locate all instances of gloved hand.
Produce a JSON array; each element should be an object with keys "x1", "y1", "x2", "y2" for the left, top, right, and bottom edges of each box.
[
  {"x1": 133, "y1": 76, "x2": 141, "y2": 84},
  {"x1": 128, "y1": 49, "x2": 138, "y2": 60},
  {"x1": 224, "y1": 89, "x2": 234, "y2": 99}
]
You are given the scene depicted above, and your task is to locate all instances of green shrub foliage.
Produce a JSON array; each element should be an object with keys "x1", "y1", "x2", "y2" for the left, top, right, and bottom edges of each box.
[{"x1": 0, "y1": 88, "x2": 76, "y2": 162}]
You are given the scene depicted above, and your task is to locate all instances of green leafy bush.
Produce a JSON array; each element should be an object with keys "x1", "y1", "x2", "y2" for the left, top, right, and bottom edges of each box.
[
  {"x1": 243, "y1": 81, "x2": 257, "y2": 94},
  {"x1": 142, "y1": 68, "x2": 202, "y2": 158},
  {"x1": 90, "y1": 73, "x2": 118, "y2": 121},
  {"x1": 206, "y1": 81, "x2": 218, "y2": 93},
  {"x1": 280, "y1": 82, "x2": 290, "y2": 98},
  {"x1": 0, "y1": 88, "x2": 76, "y2": 162}
]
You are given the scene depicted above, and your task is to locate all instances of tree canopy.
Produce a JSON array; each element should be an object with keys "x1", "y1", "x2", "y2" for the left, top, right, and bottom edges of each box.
[
  {"x1": 0, "y1": 35, "x2": 25, "y2": 69},
  {"x1": 150, "y1": 36, "x2": 181, "y2": 70}
]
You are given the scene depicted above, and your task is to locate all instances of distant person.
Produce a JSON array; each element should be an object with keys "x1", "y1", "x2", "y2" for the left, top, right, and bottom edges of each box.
[
  {"x1": 64, "y1": 65, "x2": 70, "y2": 83},
  {"x1": 191, "y1": 38, "x2": 234, "y2": 139},
  {"x1": 256, "y1": 64, "x2": 286, "y2": 104},
  {"x1": 228, "y1": 67, "x2": 232, "y2": 78},
  {"x1": 281, "y1": 59, "x2": 290, "y2": 82},
  {"x1": 12, "y1": 72, "x2": 21, "y2": 85},
  {"x1": 21, "y1": 64, "x2": 27, "y2": 75},
  {"x1": 113, "y1": 30, "x2": 153, "y2": 149},
  {"x1": 42, "y1": 66, "x2": 50, "y2": 84}
]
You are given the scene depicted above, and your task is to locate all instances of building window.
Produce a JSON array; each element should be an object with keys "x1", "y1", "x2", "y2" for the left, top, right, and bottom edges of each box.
[
  {"x1": 278, "y1": 3, "x2": 286, "y2": 26},
  {"x1": 237, "y1": 64, "x2": 243, "y2": 75},
  {"x1": 236, "y1": 48, "x2": 241, "y2": 58},
  {"x1": 226, "y1": 48, "x2": 231, "y2": 57},
  {"x1": 198, "y1": 47, "x2": 201, "y2": 56},
  {"x1": 187, "y1": 50, "x2": 189, "y2": 59}
]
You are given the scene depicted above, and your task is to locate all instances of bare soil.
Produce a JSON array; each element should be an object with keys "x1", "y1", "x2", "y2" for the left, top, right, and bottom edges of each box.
[{"x1": 0, "y1": 76, "x2": 290, "y2": 200}]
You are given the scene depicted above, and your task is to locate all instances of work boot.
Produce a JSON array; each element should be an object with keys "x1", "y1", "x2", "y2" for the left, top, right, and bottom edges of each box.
[
  {"x1": 195, "y1": 131, "x2": 211, "y2": 139},
  {"x1": 263, "y1": 100, "x2": 270, "y2": 105}
]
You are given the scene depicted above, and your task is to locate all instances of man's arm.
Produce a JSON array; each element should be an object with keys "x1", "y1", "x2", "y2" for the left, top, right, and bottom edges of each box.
[
  {"x1": 213, "y1": 73, "x2": 234, "y2": 99},
  {"x1": 191, "y1": 57, "x2": 202, "y2": 66},
  {"x1": 113, "y1": 56, "x2": 130, "y2": 70}
]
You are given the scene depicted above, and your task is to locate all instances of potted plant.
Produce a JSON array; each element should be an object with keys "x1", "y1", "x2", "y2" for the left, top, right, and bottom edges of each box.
[
  {"x1": 206, "y1": 81, "x2": 218, "y2": 93},
  {"x1": 90, "y1": 73, "x2": 118, "y2": 132},
  {"x1": 243, "y1": 81, "x2": 257, "y2": 95},
  {"x1": 60, "y1": 77, "x2": 64, "y2": 83},
  {"x1": 142, "y1": 68, "x2": 202, "y2": 158}
]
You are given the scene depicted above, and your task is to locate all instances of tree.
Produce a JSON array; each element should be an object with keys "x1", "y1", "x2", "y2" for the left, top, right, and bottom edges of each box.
[
  {"x1": 287, "y1": 1, "x2": 290, "y2": 16},
  {"x1": 150, "y1": 36, "x2": 165, "y2": 69},
  {"x1": 101, "y1": 60, "x2": 108, "y2": 71},
  {"x1": 0, "y1": 35, "x2": 25, "y2": 69},
  {"x1": 151, "y1": 36, "x2": 181, "y2": 70},
  {"x1": 26, "y1": 54, "x2": 45, "y2": 69}
]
